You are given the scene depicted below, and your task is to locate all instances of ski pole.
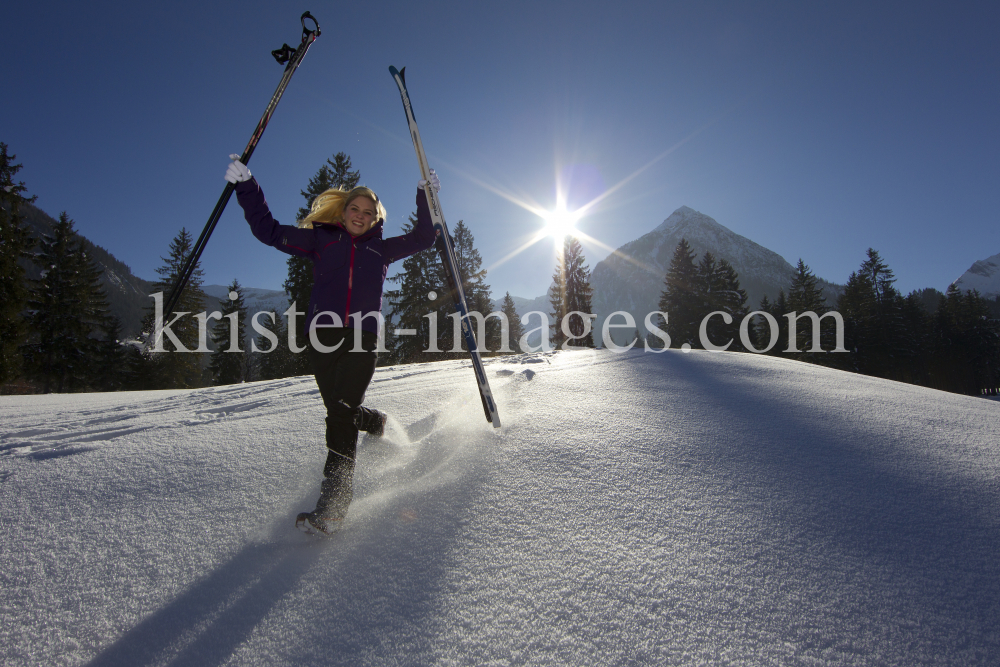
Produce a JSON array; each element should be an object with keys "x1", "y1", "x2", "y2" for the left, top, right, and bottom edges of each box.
[{"x1": 160, "y1": 11, "x2": 321, "y2": 324}]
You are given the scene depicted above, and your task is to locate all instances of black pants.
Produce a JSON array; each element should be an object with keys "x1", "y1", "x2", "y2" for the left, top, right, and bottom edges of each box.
[
  {"x1": 308, "y1": 327, "x2": 379, "y2": 520},
  {"x1": 309, "y1": 327, "x2": 379, "y2": 463}
]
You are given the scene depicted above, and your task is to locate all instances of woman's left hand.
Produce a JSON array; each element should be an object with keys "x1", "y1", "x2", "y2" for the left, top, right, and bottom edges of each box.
[{"x1": 419, "y1": 168, "x2": 441, "y2": 193}]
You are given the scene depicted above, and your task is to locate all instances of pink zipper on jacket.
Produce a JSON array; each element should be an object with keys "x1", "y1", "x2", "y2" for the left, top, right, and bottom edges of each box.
[{"x1": 344, "y1": 240, "x2": 357, "y2": 325}]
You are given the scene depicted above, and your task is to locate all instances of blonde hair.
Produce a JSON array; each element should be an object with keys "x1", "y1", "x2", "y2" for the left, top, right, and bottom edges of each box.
[{"x1": 298, "y1": 186, "x2": 387, "y2": 230}]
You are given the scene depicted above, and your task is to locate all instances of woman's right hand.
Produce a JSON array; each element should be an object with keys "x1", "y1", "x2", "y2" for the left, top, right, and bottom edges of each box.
[{"x1": 224, "y1": 154, "x2": 252, "y2": 184}]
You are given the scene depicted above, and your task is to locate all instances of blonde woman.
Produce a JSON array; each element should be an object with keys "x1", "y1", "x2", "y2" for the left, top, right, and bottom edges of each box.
[{"x1": 226, "y1": 155, "x2": 439, "y2": 535}]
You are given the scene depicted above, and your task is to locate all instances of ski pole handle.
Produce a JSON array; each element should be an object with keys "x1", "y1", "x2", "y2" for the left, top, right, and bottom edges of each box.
[
  {"x1": 300, "y1": 11, "x2": 320, "y2": 40},
  {"x1": 273, "y1": 11, "x2": 321, "y2": 64}
]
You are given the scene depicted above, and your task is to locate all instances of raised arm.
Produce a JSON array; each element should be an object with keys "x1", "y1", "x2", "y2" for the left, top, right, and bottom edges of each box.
[
  {"x1": 226, "y1": 155, "x2": 317, "y2": 258},
  {"x1": 384, "y1": 170, "x2": 440, "y2": 263}
]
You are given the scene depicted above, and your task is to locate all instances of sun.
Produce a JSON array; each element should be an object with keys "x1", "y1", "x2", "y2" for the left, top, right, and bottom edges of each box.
[{"x1": 542, "y1": 204, "x2": 581, "y2": 239}]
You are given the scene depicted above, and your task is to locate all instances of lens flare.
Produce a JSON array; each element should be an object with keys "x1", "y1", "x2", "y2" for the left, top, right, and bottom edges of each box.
[
  {"x1": 542, "y1": 204, "x2": 581, "y2": 239},
  {"x1": 440, "y1": 112, "x2": 729, "y2": 278}
]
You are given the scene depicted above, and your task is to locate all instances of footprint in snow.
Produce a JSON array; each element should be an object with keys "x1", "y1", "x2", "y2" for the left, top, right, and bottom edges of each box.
[{"x1": 496, "y1": 368, "x2": 536, "y2": 381}]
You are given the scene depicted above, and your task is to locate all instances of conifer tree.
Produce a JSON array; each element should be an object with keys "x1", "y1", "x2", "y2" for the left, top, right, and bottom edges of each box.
[
  {"x1": 295, "y1": 153, "x2": 361, "y2": 222},
  {"x1": 986, "y1": 295, "x2": 1000, "y2": 320},
  {"x1": 242, "y1": 340, "x2": 258, "y2": 383},
  {"x1": 897, "y1": 291, "x2": 932, "y2": 385},
  {"x1": 698, "y1": 255, "x2": 749, "y2": 351},
  {"x1": 837, "y1": 270, "x2": 871, "y2": 368},
  {"x1": 753, "y1": 295, "x2": 774, "y2": 352},
  {"x1": 256, "y1": 311, "x2": 297, "y2": 380},
  {"x1": 774, "y1": 290, "x2": 791, "y2": 354},
  {"x1": 122, "y1": 324, "x2": 161, "y2": 391},
  {"x1": 859, "y1": 249, "x2": 905, "y2": 373},
  {"x1": 697, "y1": 252, "x2": 718, "y2": 294},
  {"x1": 837, "y1": 249, "x2": 908, "y2": 377},
  {"x1": 147, "y1": 228, "x2": 207, "y2": 389},
  {"x1": 209, "y1": 280, "x2": 249, "y2": 385},
  {"x1": 500, "y1": 292, "x2": 524, "y2": 353},
  {"x1": 787, "y1": 259, "x2": 828, "y2": 314},
  {"x1": 549, "y1": 235, "x2": 595, "y2": 348},
  {"x1": 285, "y1": 152, "x2": 360, "y2": 372},
  {"x1": 693, "y1": 252, "x2": 718, "y2": 349},
  {"x1": 119, "y1": 337, "x2": 150, "y2": 391},
  {"x1": 786, "y1": 259, "x2": 832, "y2": 358},
  {"x1": 444, "y1": 220, "x2": 498, "y2": 355},
  {"x1": 909, "y1": 287, "x2": 944, "y2": 316},
  {"x1": 386, "y1": 217, "x2": 497, "y2": 362},
  {"x1": 0, "y1": 143, "x2": 36, "y2": 386},
  {"x1": 23, "y1": 213, "x2": 110, "y2": 393},
  {"x1": 384, "y1": 214, "x2": 440, "y2": 364},
  {"x1": 95, "y1": 316, "x2": 128, "y2": 392},
  {"x1": 659, "y1": 239, "x2": 700, "y2": 349},
  {"x1": 645, "y1": 330, "x2": 667, "y2": 350},
  {"x1": 929, "y1": 286, "x2": 1000, "y2": 394},
  {"x1": 756, "y1": 290, "x2": 791, "y2": 356}
]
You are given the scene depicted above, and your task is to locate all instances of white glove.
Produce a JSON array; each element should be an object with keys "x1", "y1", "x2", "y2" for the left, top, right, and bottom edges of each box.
[
  {"x1": 419, "y1": 168, "x2": 440, "y2": 193},
  {"x1": 224, "y1": 154, "x2": 251, "y2": 184}
]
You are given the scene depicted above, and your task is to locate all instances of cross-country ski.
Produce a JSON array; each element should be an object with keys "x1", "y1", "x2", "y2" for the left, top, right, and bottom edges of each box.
[{"x1": 389, "y1": 65, "x2": 502, "y2": 428}]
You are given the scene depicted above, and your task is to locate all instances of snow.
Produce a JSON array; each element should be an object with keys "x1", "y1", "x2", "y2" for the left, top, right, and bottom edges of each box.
[
  {"x1": 953, "y1": 251, "x2": 1000, "y2": 298},
  {"x1": 201, "y1": 284, "x2": 291, "y2": 319},
  {"x1": 2, "y1": 349, "x2": 1000, "y2": 665}
]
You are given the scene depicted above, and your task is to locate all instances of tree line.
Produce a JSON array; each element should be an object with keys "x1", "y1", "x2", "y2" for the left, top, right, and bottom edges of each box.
[
  {"x1": 2, "y1": 143, "x2": 123, "y2": 393},
  {"x1": 657, "y1": 237, "x2": 1000, "y2": 396},
  {"x1": 4, "y1": 138, "x2": 996, "y2": 397},
  {"x1": 0, "y1": 144, "x2": 530, "y2": 394}
]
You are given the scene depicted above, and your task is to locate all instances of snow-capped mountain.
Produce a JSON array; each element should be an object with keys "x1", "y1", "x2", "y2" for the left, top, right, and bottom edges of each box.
[
  {"x1": 202, "y1": 284, "x2": 290, "y2": 318},
  {"x1": 952, "y1": 252, "x2": 1000, "y2": 298},
  {"x1": 490, "y1": 207, "x2": 843, "y2": 348},
  {"x1": 590, "y1": 206, "x2": 842, "y2": 339},
  {"x1": 492, "y1": 293, "x2": 550, "y2": 319}
]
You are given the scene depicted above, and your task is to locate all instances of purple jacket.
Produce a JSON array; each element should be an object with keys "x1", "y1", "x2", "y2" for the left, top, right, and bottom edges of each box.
[{"x1": 235, "y1": 178, "x2": 436, "y2": 335}]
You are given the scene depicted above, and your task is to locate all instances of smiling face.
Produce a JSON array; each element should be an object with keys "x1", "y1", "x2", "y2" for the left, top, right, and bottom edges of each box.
[{"x1": 342, "y1": 196, "x2": 377, "y2": 237}]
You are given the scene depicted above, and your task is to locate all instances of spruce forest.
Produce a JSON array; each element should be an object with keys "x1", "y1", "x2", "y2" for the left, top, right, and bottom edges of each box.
[
  {"x1": 1, "y1": 141, "x2": 998, "y2": 397},
  {"x1": 656, "y1": 239, "x2": 1000, "y2": 397}
]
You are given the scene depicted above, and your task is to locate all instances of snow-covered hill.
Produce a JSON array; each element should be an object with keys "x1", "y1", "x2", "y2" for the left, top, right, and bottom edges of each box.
[
  {"x1": 590, "y1": 206, "x2": 843, "y2": 342},
  {"x1": 2, "y1": 350, "x2": 999, "y2": 665},
  {"x1": 952, "y1": 252, "x2": 1000, "y2": 299}
]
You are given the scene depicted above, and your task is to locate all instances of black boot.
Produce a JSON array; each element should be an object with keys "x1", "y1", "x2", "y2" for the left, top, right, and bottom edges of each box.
[
  {"x1": 355, "y1": 406, "x2": 387, "y2": 437},
  {"x1": 296, "y1": 452, "x2": 355, "y2": 536}
]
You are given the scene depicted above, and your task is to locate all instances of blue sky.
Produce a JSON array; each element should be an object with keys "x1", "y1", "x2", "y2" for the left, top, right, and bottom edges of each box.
[{"x1": 4, "y1": 1, "x2": 998, "y2": 301}]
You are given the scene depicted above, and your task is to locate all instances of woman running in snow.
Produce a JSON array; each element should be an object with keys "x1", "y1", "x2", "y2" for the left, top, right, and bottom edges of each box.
[{"x1": 225, "y1": 155, "x2": 439, "y2": 535}]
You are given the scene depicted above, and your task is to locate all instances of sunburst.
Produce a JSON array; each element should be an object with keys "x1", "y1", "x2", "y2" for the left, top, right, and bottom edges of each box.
[
  {"x1": 438, "y1": 112, "x2": 729, "y2": 279},
  {"x1": 541, "y1": 201, "x2": 581, "y2": 240}
]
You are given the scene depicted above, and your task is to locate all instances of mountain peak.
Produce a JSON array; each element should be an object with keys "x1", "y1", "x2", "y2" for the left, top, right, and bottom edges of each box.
[
  {"x1": 952, "y1": 251, "x2": 1000, "y2": 298},
  {"x1": 589, "y1": 207, "x2": 844, "y2": 338},
  {"x1": 655, "y1": 206, "x2": 716, "y2": 233}
]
